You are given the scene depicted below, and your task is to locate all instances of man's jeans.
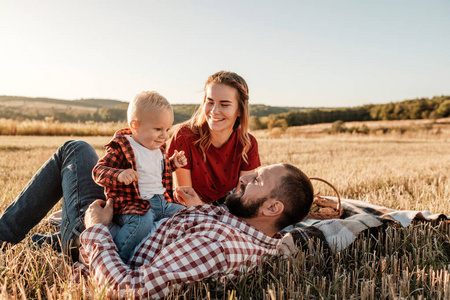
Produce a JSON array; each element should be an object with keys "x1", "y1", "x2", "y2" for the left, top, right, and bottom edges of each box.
[
  {"x1": 114, "y1": 194, "x2": 185, "y2": 263},
  {"x1": 0, "y1": 140, "x2": 105, "y2": 257}
]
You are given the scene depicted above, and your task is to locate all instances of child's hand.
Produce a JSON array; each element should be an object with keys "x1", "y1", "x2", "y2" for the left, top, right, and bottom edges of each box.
[
  {"x1": 171, "y1": 150, "x2": 187, "y2": 168},
  {"x1": 118, "y1": 169, "x2": 139, "y2": 185}
]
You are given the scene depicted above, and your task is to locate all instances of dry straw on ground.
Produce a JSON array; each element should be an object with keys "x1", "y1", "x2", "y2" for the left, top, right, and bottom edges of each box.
[{"x1": 0, "y1": 122, "x2": 449, "y2": 299}]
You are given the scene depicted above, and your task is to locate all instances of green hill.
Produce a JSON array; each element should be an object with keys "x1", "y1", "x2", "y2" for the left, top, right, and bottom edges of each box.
[
  {"x1": 0, "y1": 96, "x2": 126, "y2": 108},
  {"x1": 249, "y1": 104, "x2": 310, "y2": 117},
  {"x1": 1, "y1": 95, "x2": 449, "y2": 127},
  {"x1": 0, "y1": 96, "x2": 308, "y2": 124}
]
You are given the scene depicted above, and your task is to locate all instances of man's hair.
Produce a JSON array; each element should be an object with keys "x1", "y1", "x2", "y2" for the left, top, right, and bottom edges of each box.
[
  {"x1": 270, "y1": 163, "x2": 314, "y2": 231},
  {"x1": 127, "y1": 91, "x2": 172, "y2": 126}
]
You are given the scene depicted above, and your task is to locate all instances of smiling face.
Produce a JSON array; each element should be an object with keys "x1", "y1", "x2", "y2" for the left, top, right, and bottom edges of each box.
[
  {"x1": 203, "y1": 83, "x2": 241, "y2": 135},
  {"x1": 130, "y1": 108, "x2": 174, "y2": 150},
  {"x1": 225, "y1": 164, "x2": 288, "y2": 219}
]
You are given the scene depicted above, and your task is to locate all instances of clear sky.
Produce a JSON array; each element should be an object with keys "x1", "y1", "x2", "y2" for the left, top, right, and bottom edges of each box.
[{"x1": 1, "y1": 1, "x2": 449, "y2": 107}]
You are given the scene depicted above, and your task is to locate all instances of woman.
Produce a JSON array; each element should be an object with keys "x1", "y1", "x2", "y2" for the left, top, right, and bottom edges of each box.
[{"x1": 168, "y1": 71, "x2": 261, "y2": 204}]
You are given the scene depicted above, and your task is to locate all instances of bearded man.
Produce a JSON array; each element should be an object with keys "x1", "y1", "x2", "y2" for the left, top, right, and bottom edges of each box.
[{"x1": 77, "y1": 163, "x2": 314, "y2": 299}]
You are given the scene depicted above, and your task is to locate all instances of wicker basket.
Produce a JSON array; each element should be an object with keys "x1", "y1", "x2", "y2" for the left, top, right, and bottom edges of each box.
[{"x1": 307, "y1": 177, "x2": 343, "y2": 220}]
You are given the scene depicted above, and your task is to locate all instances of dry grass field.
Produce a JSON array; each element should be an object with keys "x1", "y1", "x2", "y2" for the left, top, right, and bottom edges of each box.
[{"x1": 0, "y1": 122, "x2": 449, "y2": 299}]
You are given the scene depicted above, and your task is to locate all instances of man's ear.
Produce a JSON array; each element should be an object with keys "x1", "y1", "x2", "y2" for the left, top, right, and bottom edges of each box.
[
  {"x1": 261, "y1": 199, "x2": 284, "y2": 217},
  {"x1": 129, "y1": 120, "x2": 139, "y2": 134}
]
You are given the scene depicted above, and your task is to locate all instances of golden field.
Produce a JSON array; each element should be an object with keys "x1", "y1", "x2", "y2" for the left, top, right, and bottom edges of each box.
[{"x1": 0, "y1": 122, "x2": 449, "y2": 299}]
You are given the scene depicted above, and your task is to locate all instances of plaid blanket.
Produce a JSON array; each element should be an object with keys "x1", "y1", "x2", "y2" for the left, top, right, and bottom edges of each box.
[{"x1": 280, "y1": 198, "x2": 449, "y2": 254}]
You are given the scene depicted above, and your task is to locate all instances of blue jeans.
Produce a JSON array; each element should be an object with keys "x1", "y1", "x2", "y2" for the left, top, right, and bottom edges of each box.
[
  {"x1": 114, "y1": 194, "x2": 185, "y2": 262},
  {"x1": 0, "y1": 140, "x2": 104, "y2": 258}
]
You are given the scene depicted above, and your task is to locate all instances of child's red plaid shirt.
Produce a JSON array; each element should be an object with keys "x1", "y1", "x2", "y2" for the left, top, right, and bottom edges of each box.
[{"x1": 92, "y1": 128, "x2": 178, "y2": 216}]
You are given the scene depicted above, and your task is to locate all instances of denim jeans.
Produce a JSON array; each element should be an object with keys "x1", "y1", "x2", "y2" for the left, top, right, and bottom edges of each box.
[
  {"x1": 0, "y1": 140, "x2": 105, "y2": 258},
  {"x1": 114, "y1": 194, "x2": 185, "y2": 262}
]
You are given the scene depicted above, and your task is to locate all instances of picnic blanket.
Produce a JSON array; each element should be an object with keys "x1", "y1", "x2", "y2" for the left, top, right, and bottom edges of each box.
[{"x1": 280, "y1": 198, "x2": 449, "y2": 255}]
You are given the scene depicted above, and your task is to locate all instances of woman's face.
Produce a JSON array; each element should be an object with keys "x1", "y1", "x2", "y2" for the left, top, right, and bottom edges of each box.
[{"x1": 203, "y1": 83, "x2": 240, "y2": 134}]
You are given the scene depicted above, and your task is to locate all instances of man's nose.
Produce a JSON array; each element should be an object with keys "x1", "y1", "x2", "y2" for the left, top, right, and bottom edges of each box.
[{"x1": 239, "y1": 173, "x2": 254, "y2": 185}]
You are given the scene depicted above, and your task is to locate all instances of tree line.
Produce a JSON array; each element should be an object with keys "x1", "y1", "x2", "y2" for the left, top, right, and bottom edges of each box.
[
  {"x1": 1, "y1": 95, "x2": 449, "y2": 129},
  {"x1": 250, "y1": 96, "x2": 450, "y2": 130}
]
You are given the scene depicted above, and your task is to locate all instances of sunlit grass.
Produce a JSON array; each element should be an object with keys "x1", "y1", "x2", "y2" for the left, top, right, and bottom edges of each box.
[
  {"x1": 0, "y1": 118, "x2": 125, "y2": 136},
  {"x1": 0, "y1": 129, "x2": 449, "y2": 299}
]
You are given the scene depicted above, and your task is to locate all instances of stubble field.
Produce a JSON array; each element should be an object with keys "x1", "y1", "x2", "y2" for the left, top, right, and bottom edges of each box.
[{"x1": 0, "y1": 129, "x2": 449, "y2": 299}]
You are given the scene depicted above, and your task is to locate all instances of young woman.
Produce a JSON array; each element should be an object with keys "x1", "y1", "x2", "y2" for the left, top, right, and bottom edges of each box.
[{"x1": 168, "y1": 71, "x2": 261, "y2": 204}]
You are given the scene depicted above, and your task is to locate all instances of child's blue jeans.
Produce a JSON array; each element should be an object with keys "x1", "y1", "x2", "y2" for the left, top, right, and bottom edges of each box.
[{"x1": 114, "y1": 194, "x2": 185, "y2": 262}]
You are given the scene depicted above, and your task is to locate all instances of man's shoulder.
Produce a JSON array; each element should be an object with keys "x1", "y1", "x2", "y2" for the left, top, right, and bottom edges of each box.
[
  {"x1": 166, "y1": 205, "x2": 282, "y2": 253},
  {"x1": 146, "y1": 205, "x2": 243, "y2": 250},
  {"x1": 170, "y1": 205, "x2": 242, "y2": 233},
  {"x1": 172, "y1": 205, "x2": 231, "y2": 222},
  {"x1": 169, "y1": 205, "x2": 261, "y2": 242}
]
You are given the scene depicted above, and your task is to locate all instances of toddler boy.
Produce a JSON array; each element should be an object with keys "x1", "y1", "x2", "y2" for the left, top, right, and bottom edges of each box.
[{"x1": 93, "y1": 91, "x2": 187, "y2": 262}]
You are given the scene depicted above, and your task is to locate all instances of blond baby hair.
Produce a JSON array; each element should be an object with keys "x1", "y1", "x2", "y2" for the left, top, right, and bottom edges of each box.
[{"x1": 127, "y1": 91, "x2": 172, "y2": 126}]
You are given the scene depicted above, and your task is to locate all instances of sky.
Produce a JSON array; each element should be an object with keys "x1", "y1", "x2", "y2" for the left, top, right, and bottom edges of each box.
[{"x1": 1, "y1": 1, "x2": 449, "y2": 108}]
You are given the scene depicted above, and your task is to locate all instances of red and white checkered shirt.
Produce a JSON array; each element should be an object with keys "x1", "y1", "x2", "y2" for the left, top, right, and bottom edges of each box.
[{"x1": 74, "y1": 205, "x2": 282, "y2": 299}]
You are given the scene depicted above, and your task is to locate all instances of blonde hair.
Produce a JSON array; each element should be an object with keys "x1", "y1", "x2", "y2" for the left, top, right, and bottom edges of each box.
[
  {"x1": 186, "y1": 71, "x2": 251, "y2": 163},
  {"x1": 127, "y1": 91, "x2": 172, "y2": 126}
]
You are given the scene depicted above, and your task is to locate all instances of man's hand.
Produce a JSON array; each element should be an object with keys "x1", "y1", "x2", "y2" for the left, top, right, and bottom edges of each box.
[
  {"x1": 118, "y1": 169, "x2": 139, "y2": 185},
  {"x1": 174, "y1": 186, "x2": 204, "y2": 206},
  {"x1": 171, "y1": 150, "x2": 187, "y2": 168},
  {"x1": 84, "y1": 199, "x2": 114, "y2": 228}
]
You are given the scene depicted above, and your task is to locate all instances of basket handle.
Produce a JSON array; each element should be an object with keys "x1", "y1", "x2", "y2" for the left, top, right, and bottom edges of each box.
[{"x1": 309, "y1": 177, "x2": 342, "y2": 212}]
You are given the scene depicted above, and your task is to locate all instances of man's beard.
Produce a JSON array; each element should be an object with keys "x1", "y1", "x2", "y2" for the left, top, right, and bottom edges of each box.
[{"x1": 225, "y1": 185, "x2": 266, "y2": 219}]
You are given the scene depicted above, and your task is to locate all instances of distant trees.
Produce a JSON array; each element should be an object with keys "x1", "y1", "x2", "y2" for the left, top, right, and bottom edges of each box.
[
  {"x1": 0, "y1": 98, "x2": 199, "y2": 124},
  {"x1": 436, "y1": 100, "x2": 450, "y2": 117},
  {"x1": 367, "y1": 97, "x2": 447, "y2": 121},
  {"x1": 96, "y1": 107, "x2": 127, "y2": 122},
  {"x1": 248, "y1": 96, "x2": 450, "y2": 131},
  {"x1": 249, "y1": 116, "x2": 263, "y2": 130},
  {"x1": 1, "y1": 95, "x2": 449, "y2": 128}
]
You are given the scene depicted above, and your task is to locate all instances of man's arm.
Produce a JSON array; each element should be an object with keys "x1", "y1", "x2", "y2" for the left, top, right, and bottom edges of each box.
[{"x1": 80, "y1": 220, "x2": 227, "y2": 299}]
